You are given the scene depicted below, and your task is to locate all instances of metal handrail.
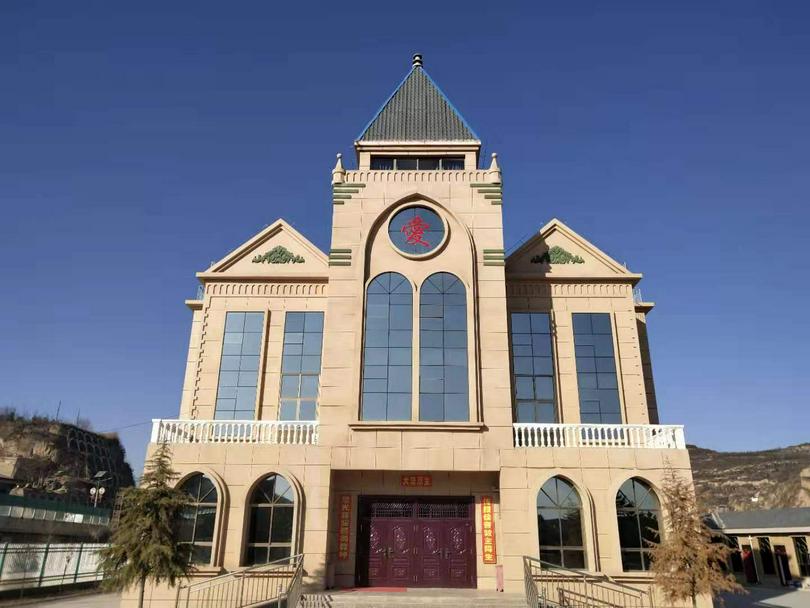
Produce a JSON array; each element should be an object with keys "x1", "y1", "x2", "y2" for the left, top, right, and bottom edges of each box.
[
  {"x1": 176, "y1": 554, "x2": 303, "y2": 608},
  {"x1": 523, "y1": 556, "x2": 653, "y2": 608}
]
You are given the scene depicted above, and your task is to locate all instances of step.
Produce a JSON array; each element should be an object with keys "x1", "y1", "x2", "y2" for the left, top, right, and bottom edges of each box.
[{"x1": 302, "y1": 589, "x2": 526, "y2": 608}]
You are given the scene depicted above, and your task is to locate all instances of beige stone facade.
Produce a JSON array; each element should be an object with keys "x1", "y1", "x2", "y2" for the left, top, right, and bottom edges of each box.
[{"x1": 124, "y1": 56, "x2": 698, "y2": 606}]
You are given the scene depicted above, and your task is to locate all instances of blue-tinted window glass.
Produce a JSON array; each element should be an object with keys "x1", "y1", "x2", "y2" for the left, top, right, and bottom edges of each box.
[
  {"x1": 279, "y1": 312, "x2": 324, "y2": 421},
  {"x1": 510, "y1": 313, "x2": 557, "y2": 423},
  {"x1": 361, "y1": 273, "x2": 412, "y2": 421},
  {"x1": 215, "y1": 312, "x2": 264, "y2": 420},
  {"x1": 388, "y1": 206, "x2": 445, "y2": 256},
  {"x1": 419, "y1": 273, "x2": 469, "y2": 421},
  {"x1": 573, "y1": 313, "x2": 622, "y2": 424}
]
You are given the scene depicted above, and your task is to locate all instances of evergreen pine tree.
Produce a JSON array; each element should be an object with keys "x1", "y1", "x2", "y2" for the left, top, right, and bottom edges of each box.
[
  {"x1": 99, "y1": 442, "x2": 192, "y2": 607},
  {"x1": 649, "y1": 467, "x2": 745, "y2": 607}
]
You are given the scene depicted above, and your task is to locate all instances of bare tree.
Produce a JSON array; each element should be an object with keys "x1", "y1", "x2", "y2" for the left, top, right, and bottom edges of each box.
[{"x1": 649, "y1": 467, "x2": 745, "y2": 607}]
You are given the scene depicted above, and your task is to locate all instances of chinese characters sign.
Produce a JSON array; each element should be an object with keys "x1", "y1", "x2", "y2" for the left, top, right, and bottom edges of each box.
[
  {"x1": 338, "y1": 495, "x2": 352, "y2": 560},
  {"x1": 388, "y1": 206, "x2": 444, "y2": 255},
  {"x1": 481, "y1": 496, "x2": 497, "y2": 564},
  {"x1": 400, "y1": 474, "x2": 433, "y2": 488}
]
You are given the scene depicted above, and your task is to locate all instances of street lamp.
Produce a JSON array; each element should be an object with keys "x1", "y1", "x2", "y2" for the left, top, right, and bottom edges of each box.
[{"x1": 89, "y1": 471, "x2": 109, "y2": 508}]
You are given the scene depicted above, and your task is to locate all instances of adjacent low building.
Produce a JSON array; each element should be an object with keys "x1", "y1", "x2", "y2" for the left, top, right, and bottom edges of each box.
[
  {"x1": 127, "y1": 55, "x2": 698, "y2": 606},
  {"x1": 710, "y1": 508, "x2": 810, "y2": 587}
]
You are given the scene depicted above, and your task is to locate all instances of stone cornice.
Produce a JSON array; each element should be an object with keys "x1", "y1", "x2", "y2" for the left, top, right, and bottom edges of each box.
[
  {"x1": 506, "y1": 281, "x2": 634, "y2": 298},
  {"x1": 202, "y1": 281, "x2": 328, "y2": 297},
  {"x1": 506, "y1": 273, "x2": 643, "y2": 285}
]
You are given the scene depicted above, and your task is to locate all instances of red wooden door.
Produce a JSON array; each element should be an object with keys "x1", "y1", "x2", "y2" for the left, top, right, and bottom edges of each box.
[
  {"x1": 446, "y1": 520, "x2": 475, "y2": 587},
  {"x1": 416, "y1": 519, "x2": 445, "y2": 586},
  {"x1": 358, "y1": 497, "x2": 476, "y2": 588},
  {"x1": 366, "y1": 519, "x2": 389, "y2": 586}
]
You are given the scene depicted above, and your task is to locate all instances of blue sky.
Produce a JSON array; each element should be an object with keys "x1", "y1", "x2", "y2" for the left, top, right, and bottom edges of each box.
[{"x1": 1, "y1": 2, "x2": 808, "y2": 473}]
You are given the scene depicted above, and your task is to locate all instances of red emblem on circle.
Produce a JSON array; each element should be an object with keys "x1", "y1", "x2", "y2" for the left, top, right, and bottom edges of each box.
[{"x1": 401, "y1": 215, "x2": 431, "y2": 248}]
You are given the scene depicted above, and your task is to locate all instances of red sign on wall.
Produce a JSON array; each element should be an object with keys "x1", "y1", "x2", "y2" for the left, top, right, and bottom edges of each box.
[
  {"x1": 338, "y1": 495, "x2": 352, "y2": 560},
  {"x1": 400, "y1": 474, "x2": 433, "y2": 488},
  {"x1": 481, "y1": 496, "x2": 497, "y2": 564}
]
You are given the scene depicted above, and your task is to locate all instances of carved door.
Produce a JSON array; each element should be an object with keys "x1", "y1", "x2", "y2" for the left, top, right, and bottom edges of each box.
[
  {"x1": 445, "y1": 520, "x2": 475, "y2": 587},
  {"x1": 416, "y1": 519, "x2": 445, "y2": 586},
  {"x1": 358, "y1": 497, "x2": 476, "y2": 588}
]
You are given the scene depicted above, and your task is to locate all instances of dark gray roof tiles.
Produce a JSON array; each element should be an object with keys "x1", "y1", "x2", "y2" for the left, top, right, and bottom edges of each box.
[
  {"x1": 711, "y1": 507, "x2": 810, "y2": 531},
  {"x1": 358, "y1": 65, "x2": 479, "y2": 143}
]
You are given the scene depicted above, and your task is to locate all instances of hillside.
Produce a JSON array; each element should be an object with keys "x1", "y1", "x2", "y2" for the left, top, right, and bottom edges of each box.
[
  {"x1": 0, "y1": 411, "x2": 134, "y2": 506},
  {"x1": 688, "y1": 443, "x2": 810, "y2": 512}
]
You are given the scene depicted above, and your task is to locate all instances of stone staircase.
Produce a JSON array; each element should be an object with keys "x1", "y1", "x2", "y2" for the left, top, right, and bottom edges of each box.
[{"x1": 302, "y1": 589, "x2": 526, "y2": 608}]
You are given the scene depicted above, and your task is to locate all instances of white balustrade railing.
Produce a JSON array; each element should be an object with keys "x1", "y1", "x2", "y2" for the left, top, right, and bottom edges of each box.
[
  {"x1": 150, "y1": 419, "x2": 318, "y2": 446},
  {"x1": 513, "y1": 423, "x2": 685, "y2": 449}
]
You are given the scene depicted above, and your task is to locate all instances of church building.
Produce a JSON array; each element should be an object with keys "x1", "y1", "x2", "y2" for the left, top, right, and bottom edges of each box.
[{"x1": 129, "y1": 54, "x2": 695, "y2": 606}]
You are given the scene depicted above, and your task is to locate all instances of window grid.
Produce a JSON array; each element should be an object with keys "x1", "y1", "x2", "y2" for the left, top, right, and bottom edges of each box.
[
  {"x1": 537, "y1": 477, "x2": 585, "y2": 569},
  {"x1": 279, "y1": 312, "x2": 324, "y2": 421},
  {"x1": 419, "y1": 272, "x2": 469, "y2": 422},
  {"x1": 794, "y1": 537, "x2": 810, "y2": 577},
  {"x1": 510, "y1": 313, "x2": 557, "y2": 423},
  {"x1": 616, "y1": 478, "x2": 660, "y2": 571},
  {"x1": 177, "y1": 474, "x2": 218, "y2": 565},
  {"x1": 215, "y1": 312, "x2": 264, "y2": 420},
  {"x1": 361, "y1": 273, "x2": 413, "y2": 421},
  {"x1": 758, "y1": 537, "x2": 776, "y2": 575},
  {"x1": 370, "y1": 156, "x2": 465, "y2": 170},
  {"x1": 572, "y1": 313, "x2": 621, "y2": 424},
  {"x1": 246, "y1": 474, "x2": 295, "y2": 565}
]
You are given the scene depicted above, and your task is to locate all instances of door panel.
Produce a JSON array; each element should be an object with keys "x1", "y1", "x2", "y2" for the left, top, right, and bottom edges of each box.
[
  {"x1": 388, "y1": 521, "x2": 415, "y2": 586},
  {"x1": 366, "y1": 519, "x2": 389, "y2": 586},
  {"x1": 446, "y1": 521, "x2": 474, "y2": 587},
  {"x1": 417, "y1": 520, "x2": 446, "y2": 586}
]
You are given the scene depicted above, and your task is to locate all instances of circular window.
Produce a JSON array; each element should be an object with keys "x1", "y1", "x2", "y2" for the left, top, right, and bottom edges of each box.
[{"x1": 388, "y1": 206, "x2": 446, "y2": 257}]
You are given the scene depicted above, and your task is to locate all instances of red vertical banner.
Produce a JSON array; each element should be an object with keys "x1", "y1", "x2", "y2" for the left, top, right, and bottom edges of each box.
[
  {"x1": 481, "y1": 495, "x2": 497, "y2": 564},
  {"x1": 338, "y1": 495, "x2": 352, "y2": 560}
]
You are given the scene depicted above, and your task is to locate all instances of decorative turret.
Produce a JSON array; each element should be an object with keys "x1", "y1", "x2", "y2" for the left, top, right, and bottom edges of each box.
[
  {"x1": 331, "y1": 153, "x2": 345, "y2": 184},
  {"x1": 487, "y1": 153, "x2": 501, "y2": 184}
]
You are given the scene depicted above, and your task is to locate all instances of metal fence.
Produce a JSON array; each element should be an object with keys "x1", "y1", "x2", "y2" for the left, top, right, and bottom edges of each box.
[
  {"x1": 0, "y1": 543, "x2": 107, "y2": 591},
  {"x1": 0, "y1": 494, "x2": 111, "y2": 526}
]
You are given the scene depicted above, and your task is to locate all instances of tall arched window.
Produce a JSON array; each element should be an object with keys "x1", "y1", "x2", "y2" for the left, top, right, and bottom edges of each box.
[
  {"x1": 616, "y1": 478, "x2": 660, "y2": 571},
  {"x1": 419, "y1": 272, "x2": 468, "y2": 421},
  {"x1": 246, "y1": 474, "x2": 295, "y2": 564},
  {"x1": 537, "y1": 477, "x2": 585, "y2": 568},
  {"x1": 362, "y1": 273, "x2": 412, "y2": 421},
  {"x1": 177, "y1": 473, "x2": 218, "y2": 564}
]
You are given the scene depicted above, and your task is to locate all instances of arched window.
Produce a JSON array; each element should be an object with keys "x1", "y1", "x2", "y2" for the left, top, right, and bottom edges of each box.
[
  {"x1": 616, "y1": 478, "x2": 660, "y2": 571},
  {"x1": 246, "y1": 474, "x2": 295, "y2": 564},
  {"x1": 362, "y1": 273, "x2": 413, "y2": 421},
  {"x1": 419, "y1": 272, "x2": 468, "y2": 421},
  {"x1": 537, "y1": 477, "x2": 585, "y2": 568},
  {"x1": 177, "y1": 473, "x2": 218, "y2": 564}
]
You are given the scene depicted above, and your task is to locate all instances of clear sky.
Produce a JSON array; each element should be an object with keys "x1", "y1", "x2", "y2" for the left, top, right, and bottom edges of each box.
[{"x1": 1, "y1": 2, "x2": 808, "y2": 474}]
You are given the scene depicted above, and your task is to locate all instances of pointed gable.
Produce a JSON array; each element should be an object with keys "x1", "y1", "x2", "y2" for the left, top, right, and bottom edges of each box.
[
  {"x1": 357, "y1": 55, "x2": 479, "y2": 143},
  {"x1": 200, "y1": 219, "x2": 328, "y2": 279},
  {"x1": 506, "y1": 219, "x2": 642, "y2": 282}
]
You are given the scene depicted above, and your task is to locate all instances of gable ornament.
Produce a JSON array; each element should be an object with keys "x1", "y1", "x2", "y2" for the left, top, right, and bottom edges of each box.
[
  {"x1": 531, "y1": 246, "x2": 584, "y2": 265},
  {"x1": 252, "y1": 245, "x2": 305, "y2": 264}
]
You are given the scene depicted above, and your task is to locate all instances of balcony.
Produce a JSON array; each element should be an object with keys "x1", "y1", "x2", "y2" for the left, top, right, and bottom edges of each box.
[
  {"x1": 150, "y1": 419, "x2": 319, "y2": 446},
  {"x1": 513, "y1": 423, "x2": 685, "y2": 449}
]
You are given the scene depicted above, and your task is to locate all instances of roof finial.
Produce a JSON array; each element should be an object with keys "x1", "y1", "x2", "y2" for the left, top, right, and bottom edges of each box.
[
  {"x1": 332, "y1": 153, "x2": 345, "y2": 185},
  {"x1": 412, "y1": 53, "x2": 423, "y2": 68}
]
